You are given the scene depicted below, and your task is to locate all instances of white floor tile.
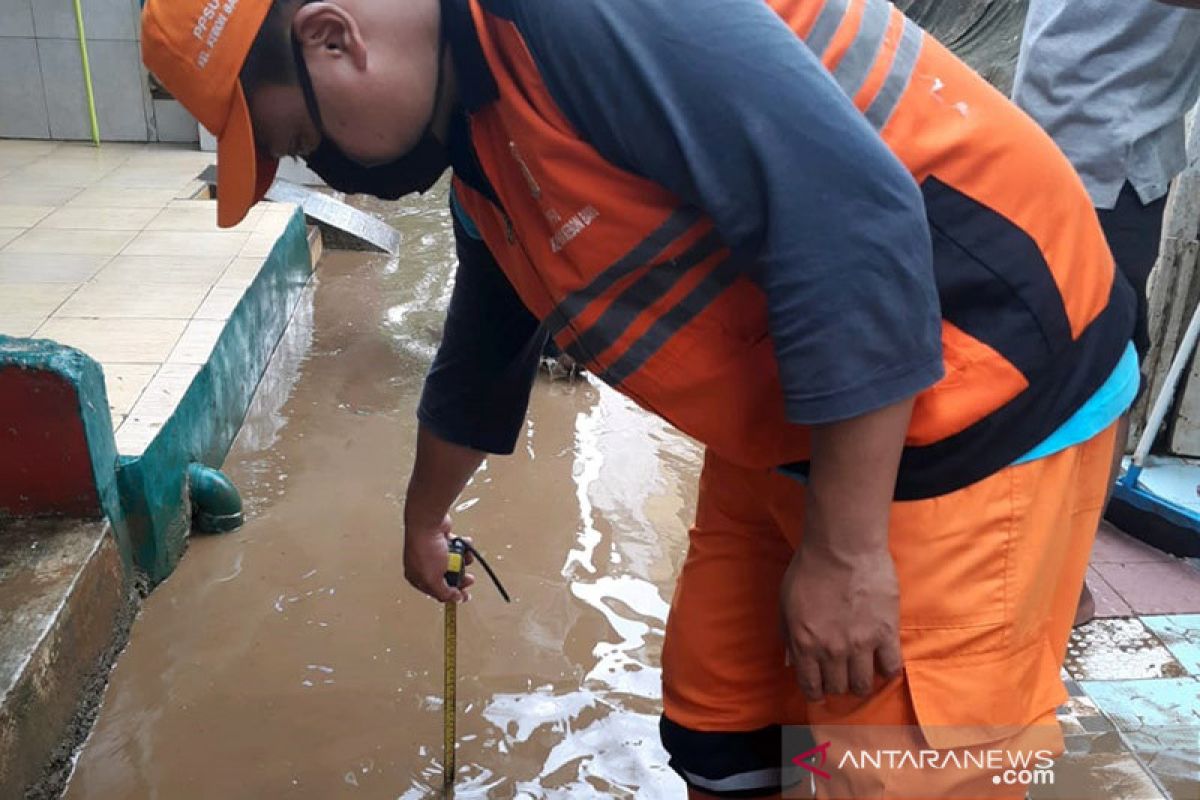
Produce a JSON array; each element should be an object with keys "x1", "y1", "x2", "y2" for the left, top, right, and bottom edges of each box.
[
  {"x1": 56, "y1": 282, "x2": 210, "y2": 319},
  {"x1": 194, "y1": 285, "x2": 245, "y2": 320},
  {"x1": 100, "y1": 363, "x2": 160, "y2": 416},
  {"x1": 90, "y1": 254, "x2": 231, "y2": 286},
  {"x1": 38, "y1": 206, "x2": 161, "y2": 231},
  {"x1": 167, "y1": 319, "x2": 224, "y2": 364},
  {"x1": 0, "y1": 183, "x2": 82, "y2": 207},
  {"x1": 64, "y1": 186, "x2": 181, "y2": 209},
  {"x1": 0, "y1": 314, "x2": 45, "y2": 337},
  {"x1": 0, "y1": 205, "x2": 55, "y2": 227},
  {"x1": 36, "y1": 317, "x2": 187, "y2": 363},
  {"x1": 123, "y1": 230, "x2": 248, "y2": 258},
  {"x1": 0, "y1": 253, "x2": 110, "y2": 284},
  {"x1": 3, "y1": 228, "x2": 135, "y2": 256},
  {"x1": 0, "y1": 282, "x2": 77, "y2": 318}
]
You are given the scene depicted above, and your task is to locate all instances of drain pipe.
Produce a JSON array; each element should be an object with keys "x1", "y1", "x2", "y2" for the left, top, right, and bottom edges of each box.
[{"x1": 187, "y1": 463, "x2": 245, "y2": 533}]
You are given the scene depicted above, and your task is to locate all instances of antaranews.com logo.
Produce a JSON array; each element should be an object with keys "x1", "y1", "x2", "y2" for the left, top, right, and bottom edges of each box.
[{"x1": 784, "y1": 725, "x2": 1059, "y2": 798}]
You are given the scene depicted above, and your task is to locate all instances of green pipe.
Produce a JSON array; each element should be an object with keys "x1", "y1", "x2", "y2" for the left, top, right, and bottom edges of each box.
[
  {"x1": 187, "y1": 463, "x2": 245, "y2": 533},
  {"x1": 72, "y1": 0, "x2": 101, "y2": 146}
]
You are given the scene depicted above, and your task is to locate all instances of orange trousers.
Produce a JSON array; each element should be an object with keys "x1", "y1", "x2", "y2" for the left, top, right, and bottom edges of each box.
[{"x1": 660, "y1": 425, "x2": 1116, "y2": 799}]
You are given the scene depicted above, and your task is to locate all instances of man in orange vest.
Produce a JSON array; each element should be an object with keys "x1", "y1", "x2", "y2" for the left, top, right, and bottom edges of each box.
[{"x1": 142, "y1": 0, "x2": 1137, "y2": 796}]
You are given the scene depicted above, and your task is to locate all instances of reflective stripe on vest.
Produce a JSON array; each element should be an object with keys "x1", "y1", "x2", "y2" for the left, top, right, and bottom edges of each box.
[
  {"x1": 541, "y1": 0, "x2": 925, "y2": 386},
  {"x1": 802, "y1": 0, "x2": 922, "y2": 130},
  {"x1": 453, "y1": 0, "x2": 1132, "y2": 498}
]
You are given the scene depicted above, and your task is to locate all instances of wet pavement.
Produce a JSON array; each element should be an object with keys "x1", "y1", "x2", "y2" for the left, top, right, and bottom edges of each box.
[
  {"x1": 63, "y1": 184, "x2": 1200, "y2": 799},
  {"x1": 64, "y1": 183, "x2": 698, "y2": 799}
]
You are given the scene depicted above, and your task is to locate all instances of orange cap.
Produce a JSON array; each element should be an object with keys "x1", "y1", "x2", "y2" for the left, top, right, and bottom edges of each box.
[{"x1": 141, "y1": 0, "x2": 280, "y2": 228}]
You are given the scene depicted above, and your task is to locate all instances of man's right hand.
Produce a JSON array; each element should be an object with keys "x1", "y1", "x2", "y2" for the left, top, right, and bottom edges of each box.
[{"x1": 403, "y1": 514, "x2": 476, "y2": 602}]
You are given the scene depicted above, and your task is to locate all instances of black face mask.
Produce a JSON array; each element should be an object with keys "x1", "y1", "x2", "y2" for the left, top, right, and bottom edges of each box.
[{"x1": 290, "y1": 14, "x2": 449, "y2": 198}]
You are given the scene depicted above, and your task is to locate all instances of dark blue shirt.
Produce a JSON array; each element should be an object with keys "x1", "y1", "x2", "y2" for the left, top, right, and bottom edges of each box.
[{"x1": 419, "y1": 0, "x2": 941, "y2": 454}]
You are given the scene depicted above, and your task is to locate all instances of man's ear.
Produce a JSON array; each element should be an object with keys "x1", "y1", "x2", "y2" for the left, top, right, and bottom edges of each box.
[{"x1": 293, "y1": 2, "x2": 368, "y2": 70}]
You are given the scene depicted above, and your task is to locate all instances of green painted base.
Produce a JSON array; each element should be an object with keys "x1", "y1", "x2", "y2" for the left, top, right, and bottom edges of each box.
[{"x1": 117, "y1": 209, "x2": 313, "y2": 581}]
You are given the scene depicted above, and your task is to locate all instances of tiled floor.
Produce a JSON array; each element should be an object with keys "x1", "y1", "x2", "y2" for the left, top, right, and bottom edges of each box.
[
  {"x1": 1050, "y1": 523, "x2": 1200, "y2": 798},
  {"x1": 0, "y1": 140, "x2": 299, "y2": 455},
  {"x1": 1089, "y1": 522, "x2": 1200, "y2": 617}
]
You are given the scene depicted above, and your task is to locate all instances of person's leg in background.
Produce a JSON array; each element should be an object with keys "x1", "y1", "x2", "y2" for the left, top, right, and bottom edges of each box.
[
  {"x1": 662, "y1": 426, "x2": 1117, "y2": 799},
  {"x1": 1072, "y1": 181, "x2": 1170, "y2": 626}
]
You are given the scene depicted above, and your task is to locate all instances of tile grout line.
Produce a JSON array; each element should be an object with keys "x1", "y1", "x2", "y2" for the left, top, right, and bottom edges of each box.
[{"x1": 115, "y1": 362, "x2": 166, "y2": 437}]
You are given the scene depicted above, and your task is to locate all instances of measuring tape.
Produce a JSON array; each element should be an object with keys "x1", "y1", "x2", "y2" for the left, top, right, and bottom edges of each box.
[{"x1": 441, "y1": 537, "x2": 510, "y2": 795}]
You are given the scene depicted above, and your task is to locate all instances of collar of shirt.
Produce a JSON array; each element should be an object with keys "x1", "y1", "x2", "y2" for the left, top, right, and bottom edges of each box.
[{"x1": 442, "y1": 0, "x2": 499, "y2": 113}]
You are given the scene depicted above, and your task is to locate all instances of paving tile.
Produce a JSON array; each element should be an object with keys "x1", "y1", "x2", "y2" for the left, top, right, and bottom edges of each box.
[
  {"x1": 0, "y1": 182, "x2": 80, "y2": 207},
  {"x1": 1093, "y1": 521, "x2": 1177, "y2": 564},
  {"x1": 1080, "y1": 678, "x2": 1200, "y2": 732},
  {"x1": 0, "y1": 141, "x2": 58, "y2": 160},
  {"x1": 100, "y1": 364, "x2": 160, "y2": 417},
  {"x1": 114, "y1": 418, "x2": 160, "y2": 456},
  {"x1": 1093, "y1": 560, "x2": 1200, "y2": 615},
  {"x1": 36, "y1": 318, "x2": 186, "y2": 363},
  {"x1": 1142, "y1": 615, "x2": 1200, "y2": 676},
  {"x1": 167, "y1": 320, "x2": 224, "y2": 365},
  {"x1": 122, "y1": 230, "x2": 248, "y2": 258},
  {"x1": 0, "y1": 205, "x2": 54, "y2": 227},
  {"x1": 4, "y1": 157, "x2": 117, "y2": 188},
  {"x1": 90, "y1": 255, "x2": 231, "y2": 286},
  {"x1": 121, "y1": 148, "x2": 214, "y2": 170},
  {"x1": 1121, "y1": 728, "x2": 1200, "y2": 800},
  {"x1": 193, "y1": 285, "x2": 245, "y2": 321},
  {"x1": 0, "y1": 314, "x2": 45, "y2": 337},
  {"x1": 123, "y1": 364, "x2": 200, "y2": 435},
  {"x1": 56, "y1": 282, "x2": 209, "y2": 319},
  {"x1": 0, "y1": 228, "x2": 24, "y2": 248},
  {"x1": 1086, "y1": 567, "x2": 1134, "y2": 618},
  {"x1": 97, "y1": 164, "x2": 206, "y2": 190},
  {"x1": 173, "y1": 180, "x2": 209, "y2": 200},
  {"x1": 1057, "y1": 691, "x2": 1115, "y2": 736},
  {"x1": 64, "y1": 186, "x2": 181, "y2": 209},
  {"x1": 146, "y1": 204, "x2": 263, "y2": 233},
  {"x1": 1065, "y1": 618, "x2": 1187, "y2": 681},
  {"x1": 219, "y1": 257, "x2": 266, "y2": 288},
  {"x1": 0, "y1": 283, "x2": 76, "y2": 320},
  {"x1": 2, "y1": 228, "x2": 135, "y2": 257},
  {"x1": 256, "y1": 205, "x2": 298, "y2": 236},
  {"x1": 1028, "y1": 749, "x2": 1165, "y2": 799},
  {"x1": 238, "y1": 230, "x2": 282, "y2": 259},
  {"x1": 37, "y1": 206, "x2": 161, "y2": 231},
  {"x1": 50, "y1": 142, "x2": 146, "y2": 163},
  {"x1": 0, "y1": 253, "x2": 109, "y2": 284}
]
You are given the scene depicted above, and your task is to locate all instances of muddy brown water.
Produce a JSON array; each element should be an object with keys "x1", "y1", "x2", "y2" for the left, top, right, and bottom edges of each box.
[{"x1": 64, "y1": 185, "x2": 700, "y2": 799}]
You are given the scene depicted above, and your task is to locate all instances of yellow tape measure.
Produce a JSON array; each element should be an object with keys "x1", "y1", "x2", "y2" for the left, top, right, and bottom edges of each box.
[
  {"x1": 440, "y1": 537, "x2": 511, "y2": 796},
  {"x1": 443, "y1": 600, "x2": 457, "y2": 795},
  {"x1": 443, "y1": 538, "x2": 465, "y2": 795}
]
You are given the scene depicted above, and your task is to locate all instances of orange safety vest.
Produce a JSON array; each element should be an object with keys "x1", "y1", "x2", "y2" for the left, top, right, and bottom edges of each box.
[{"x1": 450, "y1": 0, "x2": 1134, "y2": 499}]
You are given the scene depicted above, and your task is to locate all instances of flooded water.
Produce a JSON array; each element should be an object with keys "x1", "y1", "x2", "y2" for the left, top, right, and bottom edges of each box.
[{"x1": 65, "y1": 184, "x2": 699, "y2": 799}]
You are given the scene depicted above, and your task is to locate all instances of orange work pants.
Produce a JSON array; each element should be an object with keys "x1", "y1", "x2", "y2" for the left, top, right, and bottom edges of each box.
[{"x1": 660, "y1": 425, "x2": 1116, "y2": 798}]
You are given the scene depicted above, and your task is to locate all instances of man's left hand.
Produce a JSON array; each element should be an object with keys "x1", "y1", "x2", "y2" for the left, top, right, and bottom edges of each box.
[{"x1": 781, "y1": 537, "x2": 902, "y2": 702}]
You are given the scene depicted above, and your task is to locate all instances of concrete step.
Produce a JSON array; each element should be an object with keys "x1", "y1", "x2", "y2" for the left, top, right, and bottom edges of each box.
[{"x1": 0, "y1": 519, "x2": 134, "y2": 799}]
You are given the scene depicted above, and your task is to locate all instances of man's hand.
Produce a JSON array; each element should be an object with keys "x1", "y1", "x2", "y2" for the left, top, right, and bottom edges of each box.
[
  {"x1": 402, "y1": 426, "x2": 487, "y2": 603},
  {"x1": 781, "y1": 396, "x2": 914, "y2": 701},
  {"x1": 403, "y1": 515, "x2": 476, "y2": 602},
  {"x1": 782, "y1": 535, "x2": 901, "y2": 701}
]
